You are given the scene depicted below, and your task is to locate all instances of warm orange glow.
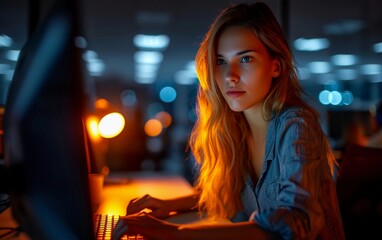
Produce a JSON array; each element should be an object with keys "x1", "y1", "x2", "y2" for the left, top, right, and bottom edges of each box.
[
  {"x1": 98, "y1": 112, "x2": 125, "y2": 138},
  {"x1": 86, "y1": 115, "x2": 101, "y2": 142},
  {"x1": 154, "y1": 111, "x2": 172, "y2": 128},
  {"x1": 144, "y1": 119, "x2": 163, "y2": 137},
  {"x1": 95, "y1": 176, "x2": 196, "y2": 216},
  {"x1": 95, "y1": 98, "x2": 110, "y2": 110},
  {"x1": 93, "y1": 175, "x2": 231, "y2": 225}
]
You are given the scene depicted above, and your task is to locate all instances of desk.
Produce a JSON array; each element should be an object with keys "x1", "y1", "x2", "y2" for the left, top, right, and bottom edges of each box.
[
  {"x1": 0, "y1": 172, "x2": 222, "y2": 239},
  {"x1": 96, "y1": 172, "x2": 220, "y2": 225},
  {"x1": 96, "y1": 172, "x2": 196, "y2": 216}
]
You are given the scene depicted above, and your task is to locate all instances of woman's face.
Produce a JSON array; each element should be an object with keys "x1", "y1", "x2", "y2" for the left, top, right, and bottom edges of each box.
[{"x1": 214, "y1": 26, "x2": 280, "y2": 112}]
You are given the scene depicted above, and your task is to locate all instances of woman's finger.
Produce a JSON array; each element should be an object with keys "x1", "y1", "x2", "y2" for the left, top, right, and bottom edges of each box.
[
  {"x1": 111, "y1": 218, "x2": 128, "y2": 240},
  {"x1": 127, "y1": 195, "x2": 163, "y2": 215},
  {"x1": 126, "y1": 194, "x2": 152, "y2": 214}
]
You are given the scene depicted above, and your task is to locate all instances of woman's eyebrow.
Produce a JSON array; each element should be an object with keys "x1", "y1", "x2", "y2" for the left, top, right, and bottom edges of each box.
[
  {"x1": 236, "y1": 49, "x2": 257, "y2": 55},
  {"x1": 216, "y1": 49, "x2": 257, "y2": 57}
]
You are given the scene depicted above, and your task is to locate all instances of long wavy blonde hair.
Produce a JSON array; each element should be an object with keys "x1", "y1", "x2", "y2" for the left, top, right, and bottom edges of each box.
[{"x1": 189, "y1": 2, "x2": 337, "y2": 220}]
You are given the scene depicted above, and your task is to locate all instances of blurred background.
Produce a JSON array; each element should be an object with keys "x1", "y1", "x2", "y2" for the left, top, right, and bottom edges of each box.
[{"x1": 1, "y1": 0, "x2": 381, "y2": 181}]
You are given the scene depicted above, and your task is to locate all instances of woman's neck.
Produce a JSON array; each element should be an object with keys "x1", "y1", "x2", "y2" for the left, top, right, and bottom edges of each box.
[
  {"x1": 243, "y1": 105, "x2": 269, "y2": 178},
  {"x1": 243, "y1": 105, "x2": 268, "y2": 142}
]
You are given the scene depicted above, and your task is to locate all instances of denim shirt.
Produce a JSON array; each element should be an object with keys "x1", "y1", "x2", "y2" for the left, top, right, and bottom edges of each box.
[{"x1": 231, "y1": 107, "x2": 343, "y2": 239}]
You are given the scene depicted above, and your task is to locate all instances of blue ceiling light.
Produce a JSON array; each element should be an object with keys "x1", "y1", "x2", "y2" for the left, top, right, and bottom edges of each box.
[
  {"x1": 294, "y1": 38, "x2": 330, "y2": 51},
  {"x1": 331, "y1": 54, "x2": 358, "y2": 66},
  {"x1": 0, "y1": 34, "x2": 12, "y2": 47},
  {"x1": 373, "y1": 42, "x2": 382, "y2": 53},
  {"x1": 133, "y1": 34, "x2": 170, "y2": 50},
  {"x1": 309, "y1": 61, "x2": 331, "y2": 74}
]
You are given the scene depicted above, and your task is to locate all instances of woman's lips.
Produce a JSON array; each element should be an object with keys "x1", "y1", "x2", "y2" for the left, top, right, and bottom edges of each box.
[{"x1": 226, "y1": 89, "x2": 245, "y2": 97}]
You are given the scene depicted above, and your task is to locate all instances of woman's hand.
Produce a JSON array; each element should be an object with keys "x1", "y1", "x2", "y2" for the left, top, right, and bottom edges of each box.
[
  {"x1": 126, "y1": 194, "x2": 175, "y2": 219},
  {"x1": 112, "y1": 193, "x2": 199, "y2": 240},
  {"x1": 112, "y1": 212, "x2": 179, "y2": 240}
]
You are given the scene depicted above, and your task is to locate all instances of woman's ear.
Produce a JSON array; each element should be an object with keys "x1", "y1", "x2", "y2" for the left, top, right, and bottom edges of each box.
[{"x1": 272, "y1": 59, "x2": 281, "y2": 78}]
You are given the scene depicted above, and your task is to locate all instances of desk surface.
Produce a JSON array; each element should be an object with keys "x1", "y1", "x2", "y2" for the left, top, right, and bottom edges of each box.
[{"x1": 95, "y1": 171, "x2": 196, "y2": 215}]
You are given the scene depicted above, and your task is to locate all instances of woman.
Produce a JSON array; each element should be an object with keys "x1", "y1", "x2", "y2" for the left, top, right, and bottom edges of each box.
[{"x1": 113, "y1": 2, "x2": 345, "y2": 239}]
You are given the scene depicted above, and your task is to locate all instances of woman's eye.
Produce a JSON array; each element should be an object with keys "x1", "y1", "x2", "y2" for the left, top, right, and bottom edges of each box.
[
  {"x1": 216, "y1": 58, "x2": 226, "y2": 65},
  {"x1": 240, "y1": 56, "x2": 253, "y2": 63}
]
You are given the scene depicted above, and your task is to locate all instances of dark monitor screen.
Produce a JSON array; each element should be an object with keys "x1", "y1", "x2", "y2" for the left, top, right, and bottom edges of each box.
[{"x1": 3, "y1": 1, "x2": 94, "y2": 239}]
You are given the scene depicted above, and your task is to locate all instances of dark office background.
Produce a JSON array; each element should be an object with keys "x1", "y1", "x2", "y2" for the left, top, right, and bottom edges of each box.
[{"x1": 1, "y1": 0, "x2": 381, "y2": 177}]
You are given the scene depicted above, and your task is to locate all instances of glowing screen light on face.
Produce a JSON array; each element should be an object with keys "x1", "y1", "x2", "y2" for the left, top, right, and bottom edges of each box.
[{"x1": 98, "y1": 112, "x2": 125, "y2": 138}]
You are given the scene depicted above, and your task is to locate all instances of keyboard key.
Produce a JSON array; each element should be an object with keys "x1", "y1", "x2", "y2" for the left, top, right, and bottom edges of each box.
[{"x1": 94, "y1": 214, "x2": 145, "y2": 240}]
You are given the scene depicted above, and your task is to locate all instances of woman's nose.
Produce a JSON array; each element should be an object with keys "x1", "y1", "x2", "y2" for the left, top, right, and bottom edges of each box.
[{"x1": 225, "y1": 64, "x2": 240, "y2": 83}]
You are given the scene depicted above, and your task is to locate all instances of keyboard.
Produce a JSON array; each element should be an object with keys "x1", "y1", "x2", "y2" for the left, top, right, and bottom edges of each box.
[{"x1": 93, "y1": 214, "x2": 145, "y2": 240}]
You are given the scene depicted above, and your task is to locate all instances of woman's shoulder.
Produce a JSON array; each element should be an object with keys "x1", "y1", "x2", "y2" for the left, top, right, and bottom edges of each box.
[
  {"x1": 269, "y1": 105, "x2": 322, "y2": 137},
  {"x1": 270, "y1": 106, "x2": 324, "y2": 148},
  {"x1": 275, "y1": 105, "x2": 317, "y2": 123}
]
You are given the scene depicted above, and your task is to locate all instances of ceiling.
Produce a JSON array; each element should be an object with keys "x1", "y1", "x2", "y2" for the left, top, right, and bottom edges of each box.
[{"x1": 1, "y1": 0, "x2": 382, "y2": 107}]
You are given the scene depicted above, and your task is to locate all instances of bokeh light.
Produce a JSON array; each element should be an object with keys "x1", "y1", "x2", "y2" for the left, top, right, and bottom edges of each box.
[
  {"x1": 330, "y1": 91, "x2": 342, "y2": 105},
  {"x1": 154, "y1": 111, "x2": 172, "y2": 128},
  {"x1": 86, "y1": 115, "x2": 101, "y2": 142},
  {"x1": 319, "y1": 90, "x2": 331, "y2": 105},
  {"x1": 98, "y1": 112, "x2": 125, "y2": 138},
  {"x1": 342, "y1": 91, "x2": 354, "y2": 105},
  {"x1": 159, "y1": 86, "x2": 176, "y2": 103},
  {"x1": 95, "y1": 98, "x2": 110, "y2": 110},
  {"x1": 120, "y1": 89, "x2": 137, "y2": 107},
  {"x1": 144, "y1": 119, "x2": 163, "y2": 137},
  {"x1": 318, "y1": 90, "x2": 353, "y2": 106}
]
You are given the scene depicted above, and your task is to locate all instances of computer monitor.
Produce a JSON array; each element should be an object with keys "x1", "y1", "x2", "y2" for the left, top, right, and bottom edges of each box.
[{"x1": 3, "y1": 1, "x2": 94, "y2": 239}]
